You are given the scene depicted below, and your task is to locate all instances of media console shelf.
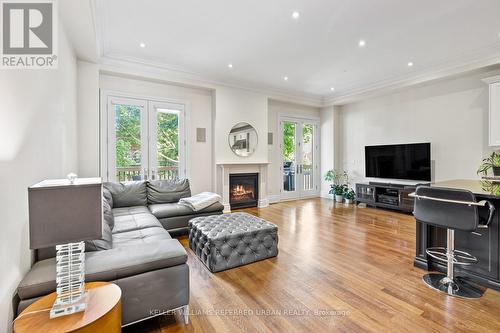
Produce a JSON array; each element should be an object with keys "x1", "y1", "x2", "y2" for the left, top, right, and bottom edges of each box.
[{"x1": 355, "y1": 182, "x2": 424, "y2": 212}]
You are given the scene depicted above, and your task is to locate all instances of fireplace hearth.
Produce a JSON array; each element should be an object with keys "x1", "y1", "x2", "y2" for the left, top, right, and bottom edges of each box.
[{"x1": 229, "y1": 173, "x2": 259, "y2": 209}]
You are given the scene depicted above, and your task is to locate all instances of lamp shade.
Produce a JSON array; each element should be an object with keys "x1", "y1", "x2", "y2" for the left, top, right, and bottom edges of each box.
[{"x1": 28, "y1": 178, "x2": 103, "y2": 249}]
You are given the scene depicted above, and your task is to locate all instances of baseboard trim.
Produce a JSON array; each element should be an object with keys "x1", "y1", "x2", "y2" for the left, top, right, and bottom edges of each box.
[
  {"x1": 268, "y1": 195, "x2": 281, "y2": 204},
  {"x1": 277, "y1": 194, "x2": 321, "y2": 202},
  {"x1": 320, "y1": 192, "x2": 333, "y2": 200}
]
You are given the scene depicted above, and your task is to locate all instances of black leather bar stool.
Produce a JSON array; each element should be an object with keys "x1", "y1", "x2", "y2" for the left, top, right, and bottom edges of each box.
[{"x1": 413, "y1": 186, "x2": 495, "y2": 298}]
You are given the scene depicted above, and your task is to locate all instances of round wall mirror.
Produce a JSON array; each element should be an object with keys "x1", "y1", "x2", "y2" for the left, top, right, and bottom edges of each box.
[{"x1": 228, "y1": 122, "x2": 258, "y2": 157}]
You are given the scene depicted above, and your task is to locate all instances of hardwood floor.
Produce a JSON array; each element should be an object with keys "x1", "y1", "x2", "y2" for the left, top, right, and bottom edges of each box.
[{"x1": 123, "y1": 198, "x2": 500, "y2": 333}]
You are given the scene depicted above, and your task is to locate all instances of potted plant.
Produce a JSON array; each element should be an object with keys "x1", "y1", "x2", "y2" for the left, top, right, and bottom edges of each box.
[
  {"x1": 344, "y1": 188, "x2": 356, "y2": 204},
  {"x1": 331, "y1": 184, "x2": 347, "y2": 202},
  {"x1": 477, "y1": 151, "x2": 500, "y2": 177},
  {"x1": 325, "y1": 169, "x2": 348, "y2": 202}
]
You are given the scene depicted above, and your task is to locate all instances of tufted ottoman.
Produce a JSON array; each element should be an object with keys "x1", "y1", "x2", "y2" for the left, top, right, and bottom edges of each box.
[{"x1": 188, "y1": 212, "x2": 278, "y2": 272}]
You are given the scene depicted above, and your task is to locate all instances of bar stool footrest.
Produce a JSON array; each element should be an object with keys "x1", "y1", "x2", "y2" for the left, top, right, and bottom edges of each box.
[{"x1": 425, "y1": 247, "x2": 478, "y2": 266}]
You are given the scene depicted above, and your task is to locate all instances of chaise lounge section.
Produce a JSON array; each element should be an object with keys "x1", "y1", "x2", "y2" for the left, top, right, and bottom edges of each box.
[{"x1": 15, "y1": 179, "x2": 224, "y2": 326}]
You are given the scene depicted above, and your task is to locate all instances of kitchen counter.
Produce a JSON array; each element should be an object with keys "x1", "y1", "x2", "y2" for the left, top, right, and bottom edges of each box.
[{"x1": 430, "y1": 179, "x2": 500, "y2": 199}]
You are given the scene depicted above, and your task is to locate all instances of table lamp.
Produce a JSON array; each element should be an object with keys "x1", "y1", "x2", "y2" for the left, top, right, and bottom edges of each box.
[{"x1": 28, "y1": 176, "x2": 102, "y2": 318}]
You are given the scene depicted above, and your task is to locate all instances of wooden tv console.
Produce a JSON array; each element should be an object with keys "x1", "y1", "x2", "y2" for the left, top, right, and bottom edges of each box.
[{"x1": 355, "y1": 182, "x2": 425, "y2": 213}]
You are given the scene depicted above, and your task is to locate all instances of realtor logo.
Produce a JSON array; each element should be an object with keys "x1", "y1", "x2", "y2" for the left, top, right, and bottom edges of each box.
[{"x1": 1, "y1": 0, "x2": 57, "y2": 68}]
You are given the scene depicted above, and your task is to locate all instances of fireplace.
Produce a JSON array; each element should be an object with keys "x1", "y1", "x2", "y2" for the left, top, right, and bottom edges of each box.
[{"x1": 229, "y1": 173, "x2": 259, "y2": 209}]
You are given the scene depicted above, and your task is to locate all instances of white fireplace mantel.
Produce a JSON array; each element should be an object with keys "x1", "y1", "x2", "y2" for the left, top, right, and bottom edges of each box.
[{"x1": 216, "y1": 163, "x2": 269, "y2": 212}]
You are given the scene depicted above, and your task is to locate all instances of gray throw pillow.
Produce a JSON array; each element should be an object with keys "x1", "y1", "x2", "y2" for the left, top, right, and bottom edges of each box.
[
  {"x1": 85, "y1": 198, "x2": 114, "y2": 252},
  {"x1": 103, "y1": 187, "x2": 113, "y2": 208},
  {"x1": 103, "y1": 181, "x2": 147, "y2": 208},
  {"x1": 102, "y1": 196, "x2": 114, "y2": 230},
  {"x1": 147, "y1": 179, "x2": 191, "y2": 204}
]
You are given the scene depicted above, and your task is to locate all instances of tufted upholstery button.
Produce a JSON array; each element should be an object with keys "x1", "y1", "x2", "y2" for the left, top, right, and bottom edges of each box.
[{"x1": 188, "y1": 212, "x2": 278, "y2": 272}]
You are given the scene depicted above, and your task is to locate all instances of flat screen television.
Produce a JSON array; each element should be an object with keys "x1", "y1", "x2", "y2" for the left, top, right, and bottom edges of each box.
[{"x1": 365, "y1": 143, "x2": 431, "y2": 181}]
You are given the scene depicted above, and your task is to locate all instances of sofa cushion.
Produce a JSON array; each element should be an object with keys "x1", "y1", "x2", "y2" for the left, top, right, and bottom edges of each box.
[
  {"x1": 149, "y1": 202, "x2": 224, "y2": 219},
  {"x1": 104, "y1": 181, "x2": 147, "y2": 208},
  {"x1": 17, "y1": 240, "x2": 187, "y2": 300},
  {"x1": 112, "y1": 206, "x2": 151, "y2": 217},
  {"x1": 112, "y1": 227, "x2": 172, "y2": 248},
  {"x1": 112, "y1": 210, "x2": 162, "y2": 234},
  {"x1": 147, "y1": 179, "x2": 191, "y2": 204}
]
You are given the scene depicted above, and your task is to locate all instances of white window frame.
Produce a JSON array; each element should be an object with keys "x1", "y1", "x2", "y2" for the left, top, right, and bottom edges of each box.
[{"x1": 100, "y1": 90, "x2": 189, "y2": 182}]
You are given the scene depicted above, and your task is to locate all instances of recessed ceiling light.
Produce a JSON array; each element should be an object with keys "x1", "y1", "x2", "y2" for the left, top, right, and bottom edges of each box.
[
  {"x1": 292, "y1": 11, "x2": 300, "y2": 19},
  {"x1": 408, "y1": 62, "x2": 414, "y2": 67},
  {"x1": 283, "y1": 76, "x2": 289, "y2": 81},
  {"x1": 330, "y1": 87, "x2": 335, "y2": 92},
  {"x1": 139, "y1": 42, "x2": 146, "y2": 48},
  {"x1": 228, "y1": 63, "x2": 233, "y2": 68},
  {"x1": 498, "y1": 32, "x2": 500, "y2": 38},
  {"x1": 358, "y1": 39, "x2": 366, "y2": 47}
]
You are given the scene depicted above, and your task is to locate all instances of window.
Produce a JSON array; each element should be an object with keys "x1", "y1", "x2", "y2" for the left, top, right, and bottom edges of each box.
[{"x1": 105, "y1": 96, "x2": 186, "y2": 182}]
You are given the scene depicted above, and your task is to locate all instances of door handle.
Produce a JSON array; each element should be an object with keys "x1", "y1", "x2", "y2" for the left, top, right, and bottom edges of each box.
[
  {"x1": 144, "y1": 168, "x2": 148, "y2": 180},
  {"x1": 151, "y1": 169, "x2": 156, "y2": 180}
]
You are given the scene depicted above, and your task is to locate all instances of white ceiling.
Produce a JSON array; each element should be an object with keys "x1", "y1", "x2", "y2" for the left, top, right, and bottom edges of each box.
[{"x1": 95, "y1": 0, "x2": 500, "y2": 101}]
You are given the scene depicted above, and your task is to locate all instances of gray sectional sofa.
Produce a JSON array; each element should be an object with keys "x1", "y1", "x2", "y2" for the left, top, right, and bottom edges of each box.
[{"x1": 15, "y1": 179, "x2": 224, "y2": 326}]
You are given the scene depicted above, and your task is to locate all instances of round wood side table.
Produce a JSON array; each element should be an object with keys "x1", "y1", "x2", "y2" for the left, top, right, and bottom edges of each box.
[{"x1": 13, "y1": 282, "x2": 122, "y2": 333}]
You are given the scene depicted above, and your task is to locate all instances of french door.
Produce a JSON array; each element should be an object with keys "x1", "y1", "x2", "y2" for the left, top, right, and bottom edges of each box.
[
  {"x1": 106, "y1": 96, "x2": 185, "y2": 182},
  {"x1": 280, "y1": 116, "x2": 320, "y2": 200}
]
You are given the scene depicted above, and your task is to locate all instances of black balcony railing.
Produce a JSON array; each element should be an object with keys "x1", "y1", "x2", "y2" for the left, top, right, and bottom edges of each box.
[{"x1": 116, "y1": 166, "x2": 179, "y2": 182}]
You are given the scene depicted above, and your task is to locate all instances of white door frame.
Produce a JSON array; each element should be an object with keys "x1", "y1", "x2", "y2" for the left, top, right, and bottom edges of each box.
[
  {"x1": 279, "y1": 114, "x2": 320, "y2": 201},
  {"x1": 279, "y1": 116, "x2": 300, "y2": 201},
  {"x1": 148, "y1": 101, "x2": 186, "y2": 180},
  {"x1": 102, "y1": 91, "x2": 188, "y2": 182},
  {"x1": 107, "y1": 96, "x2": 148, "y2": 182}
]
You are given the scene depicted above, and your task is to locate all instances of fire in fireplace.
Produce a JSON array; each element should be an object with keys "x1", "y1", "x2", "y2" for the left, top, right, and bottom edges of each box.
[{"x1": 229, "y1": 173, "x2": 259, "y2": 209}]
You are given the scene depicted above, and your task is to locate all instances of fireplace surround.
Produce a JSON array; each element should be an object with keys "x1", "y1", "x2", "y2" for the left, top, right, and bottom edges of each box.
[
  {"x1": 216, "y1": 163, "x2": 269, "y2": 212},
  {"x1": 229, "y1": 173, "x2": 259, "y2": 209}
]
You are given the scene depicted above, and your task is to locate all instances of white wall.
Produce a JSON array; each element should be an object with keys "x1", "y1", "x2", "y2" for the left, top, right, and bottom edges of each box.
[
  {"x1": 0, "y1": 26, "x2": 78, "y2": 332},
  {"x1": 99, "y1": 74, "x2": 214, "y2": 194},
  {"x1": 77, "y1": 61, "x2": 100, "y2": 177},
  {"x1": 320, "y1": 106, "x2": 342, "y2": 197},
  {"x1": 267, "y1": 100, "x2": 320, "y2": 199},
  {"x1": 337, "y1": 70, "x2": 495, "y2": 185},
  {"x1": 214, "y1": 86, "x2": 268, "y2": 164}
]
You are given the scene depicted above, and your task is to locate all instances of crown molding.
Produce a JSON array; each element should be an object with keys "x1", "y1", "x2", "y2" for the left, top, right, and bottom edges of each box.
[
  {"x1": 482, "y1": 75, "x2": 500, "y2": 84},
  {"x1": 324, "y1": 48, "x2": 500, "y2": 106},
  {"x1": 98, "y1": 55, "x2": 324, "y2": 107},
  {"x1": 99, "y1": 51, "x2": 500, "y2": 109},
  {"x1": 89, "y1": 0, "x2": 102, "y2": 58},
  {"x1": 99, "y1": 49, "x2": 500, "y2": 108},
  {"x1": 92, "y1": 0, "x2": 106, "y2": 58}
]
